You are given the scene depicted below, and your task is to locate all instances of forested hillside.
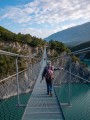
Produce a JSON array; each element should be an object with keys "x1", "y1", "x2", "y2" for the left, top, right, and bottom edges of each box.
[
  {"x1": 0, "y1": 26, "x2": 46, "y2": 80},
  {"x1": 0, "y1": 26, "x2": 45, "y2": 47},
  {"x1": 47, "y1": 40, "x2": 70, "y2": 58}
]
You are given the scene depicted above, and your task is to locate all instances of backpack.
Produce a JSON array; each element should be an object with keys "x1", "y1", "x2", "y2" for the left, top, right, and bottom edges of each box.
[{"x1": 45, "y1": 67, "x2": 54, "y2": 80}]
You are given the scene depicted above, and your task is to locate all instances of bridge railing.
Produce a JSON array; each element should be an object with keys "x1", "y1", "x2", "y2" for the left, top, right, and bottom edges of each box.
[
  {"x1": 0, "y1": 50, "x2": 42, "y2": 120},
  {"x1": 52, "y1": 53, "x2": 90, "y2": 120},
  {"x1": 49, "y1": 47, "x2": 90, "y2": 107}
]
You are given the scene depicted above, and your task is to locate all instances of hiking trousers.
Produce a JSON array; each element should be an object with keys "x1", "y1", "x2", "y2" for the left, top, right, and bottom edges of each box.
[{"x1": 46, "y1": 79, "x2": 52, "y2": 94}]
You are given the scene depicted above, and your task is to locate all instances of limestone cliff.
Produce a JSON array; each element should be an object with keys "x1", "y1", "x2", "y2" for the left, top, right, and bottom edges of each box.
[
  {"x1": 0, "y1": 40, "x2": 44, "y2": 80},
  {"x1": 47, "y1": 49, "x2": 90, "y2": 83},
  {"x1": 0, "y1": 40, "x2": 43, "y2": 55}
]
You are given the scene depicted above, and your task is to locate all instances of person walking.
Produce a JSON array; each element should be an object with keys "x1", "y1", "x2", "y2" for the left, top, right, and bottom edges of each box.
[{"x1": 41, "y1": 61, "x2": 54, "y2": 96}]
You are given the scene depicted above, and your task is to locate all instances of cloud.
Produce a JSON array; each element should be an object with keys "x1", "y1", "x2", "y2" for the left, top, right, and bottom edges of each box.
[
  {"x1": 17, "y1": 25, "x2": 62, "y2": 38},
  {"x1": 18, "y1": 27, "x2": 55, "y2": 38},
  {"x1": 19, "y1": 23, "x2": 77, "y2": 38},
  {"x1": 1, "y1": 0, "x2": 90, "y2": 24},
  {"x1": 0, "y1": 0, "x2": 90, "y2": 38}
]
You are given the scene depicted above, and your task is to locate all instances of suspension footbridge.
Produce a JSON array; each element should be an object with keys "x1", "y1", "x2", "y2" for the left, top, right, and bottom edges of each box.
[
  {"x1": 0, "y1": 47, "x2": 90, "y2": 120},
  {"x1": 22, "y1": 48, "x2": 64, "y2": 120}
]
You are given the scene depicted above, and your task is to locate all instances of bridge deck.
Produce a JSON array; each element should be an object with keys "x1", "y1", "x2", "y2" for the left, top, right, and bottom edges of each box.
[{"x1": 22, "y1": 49, "x2": 64, "y2": 120}]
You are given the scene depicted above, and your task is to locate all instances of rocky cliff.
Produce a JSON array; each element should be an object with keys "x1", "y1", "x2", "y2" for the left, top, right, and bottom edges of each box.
[
  {"x1": 0, "y1": 60, "x2": 42, "y2": 99},
  {"x1": 47, "y1": 49, "x2": 90, "y2": 83},
  {"x1": 0, "y1": 40, "x2": 43, "y2": 55},
  {"x1": 0, "y1": 40, "x2": 44, "y2": 79},
  {"x1": 70, "y1": 60, "x2": 90, "y2": 82}
]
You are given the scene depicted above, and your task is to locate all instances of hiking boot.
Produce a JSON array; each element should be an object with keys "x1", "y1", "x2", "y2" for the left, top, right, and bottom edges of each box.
[{"x1": 49, "y1": 93, "x2": 52, "y2": 97}]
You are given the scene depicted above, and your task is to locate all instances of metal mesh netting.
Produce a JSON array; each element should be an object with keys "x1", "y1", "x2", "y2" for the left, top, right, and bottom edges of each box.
[
  {"x1": 0, "y1": 59, "x2": 42, "y2": 120},
  {"x1": 50, "y1": 56, "x2": 70, "y2": 104},
  {"x1": 50, "y1": 56, "x2": 90, "y2": 120}
]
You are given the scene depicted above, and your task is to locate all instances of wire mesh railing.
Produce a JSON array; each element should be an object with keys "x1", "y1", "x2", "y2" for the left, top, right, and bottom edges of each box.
[
  {"x1": 0, "y1": 50, "x2": 42, "y2": 120},
  {"x1": 50, "y1": 51, "x2": 90, "y2": 120},
  {"x1": 52, "y1": 55, "x2": 90, "y2": 99},
  {"x1": 0, "y1": 46, "x2": 90, "y2": 120}
]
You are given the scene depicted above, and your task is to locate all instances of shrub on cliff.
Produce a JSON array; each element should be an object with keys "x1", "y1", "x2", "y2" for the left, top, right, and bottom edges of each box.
[{"x1": 49, "y1": 40, "x2": 70, "y2": 54}]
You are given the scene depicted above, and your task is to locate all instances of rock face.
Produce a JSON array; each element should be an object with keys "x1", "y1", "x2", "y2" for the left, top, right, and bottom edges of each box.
[
  {"x1": 0, "y1": 40, "x2": 44, "y2": 78},
  {"x1": 0, "y1": 40, "x2": 44, "y2": 99},
  {"x1": 45, "y1": 48, "x2": 90, "y2": 83},
  {"x1": 0, "y1": 41, "x2": 43, "y2": 55},
  {"x1": 0, "y1": 60, "x2": 42, "y2": 99},
  {"x1": 70, "y1": 61, "x2": 90, "y2": 82},
  {"x1": 49, "y1": 51, "x2": 90, "y2": 84}
]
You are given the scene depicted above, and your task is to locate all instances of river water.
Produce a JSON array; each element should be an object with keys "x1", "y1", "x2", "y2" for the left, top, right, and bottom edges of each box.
[
  {"x1": 0, "y1": 83, "x2": 90, "y2": 120},
  {"x1": 55, "y1": 83, "x2": 90, "y2": 120},
  {"x1": 0, "y1": 93, "x2": 31, "y2": 120}
]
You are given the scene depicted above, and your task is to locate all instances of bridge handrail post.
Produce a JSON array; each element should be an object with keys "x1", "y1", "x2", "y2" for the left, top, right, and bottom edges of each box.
[
  {"x1": 68, "y1": 57, "x2": 72, "y2": 106},
  {"x1": 28, "y1": 62, "x2": 30, "y2": 88},
  {"x1": 15, "y1": 56, "x2": 20, "y2": 106}
]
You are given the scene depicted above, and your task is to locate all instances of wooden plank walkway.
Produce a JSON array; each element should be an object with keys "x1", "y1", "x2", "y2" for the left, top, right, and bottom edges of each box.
[{"x1": 22, "y1": 48, "x2": 64, "y2": 120}]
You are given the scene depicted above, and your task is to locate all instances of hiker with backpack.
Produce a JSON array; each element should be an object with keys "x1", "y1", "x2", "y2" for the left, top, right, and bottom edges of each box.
[
  {"x1": 41, "y1": 60, "x2": 64, "y2": 96},
  {"x1": 41, "y1": 61, "x2": 54, "y2": 96}
]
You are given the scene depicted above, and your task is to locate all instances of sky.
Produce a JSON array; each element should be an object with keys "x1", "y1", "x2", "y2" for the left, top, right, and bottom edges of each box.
[{"x1": 0, "y1": 0, "x2": 90, "y2": 38}]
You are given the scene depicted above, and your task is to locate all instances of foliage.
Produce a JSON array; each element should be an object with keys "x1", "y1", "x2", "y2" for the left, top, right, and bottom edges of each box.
[
  {"x1": 0, "y1": 26, "x2": 45, "y2": 47},
  {"x1": 30, "y1": 37, "x2": 45, "y2": 47},
  {"x1": 0, "y1": 55, "x2": 15, "y2": 78},
  {"x1": 49, "y1": 40, "x2": 71, "y2": 54},
  {"x1": 0, "y1": 54, "x2": 27, "y2": 79},
  {"x1": 71, "y1": 55, "x2": 80, "y2": 62},
  {"x1": 0, "y1": 26, "x2": 45, "y2": 80}
]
